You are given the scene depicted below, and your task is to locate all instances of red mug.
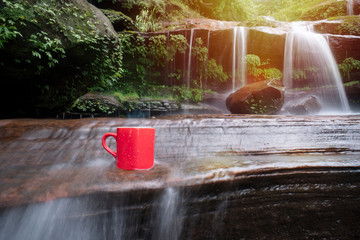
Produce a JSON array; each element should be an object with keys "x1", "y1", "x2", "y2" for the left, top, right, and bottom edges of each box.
[{"x1": 102, "y1": 127, "x2": 155, "y2": 170}]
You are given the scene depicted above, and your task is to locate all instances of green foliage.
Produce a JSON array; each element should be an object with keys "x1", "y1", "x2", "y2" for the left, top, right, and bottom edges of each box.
[
  {"x1": 245, "y1": 97, "x2": 268, "y2": 114},
  {"x1": 135, "y1": 9, "x2": 162, "y2": 32},
  {"x1": 300, "y1": 0, "x2": 345, "y2": 20},
  {"x1": 338, "y1": 58, "x2": 360, "y2": 80},
  {"x1": 0, "y1": 0, "x2": 24, "y2": 48},
  {"x1": 255, "y1": 0, "x2": 346, "y2": 21},
  {"x1": 112, "y1": 91, "x2": 140, "y2": 102},
  {"x1": 118, "y1": 32, "x2": 226, "y2": 103},
  {"x1": 344, "y1": 80, "x2": 360, "y2": 87},
  {"x1": 184, "y1": 0, "x2": 255, "y2": 21},
  {"x1": 101, "y1": 9, "x2": 135, "y2": 30},
  {"x1": 192, "y1": 38, "x2": 228, "y2": 88},
  {"x1": 171, "y1": 85, "x2": 211, "y2": 103},
  {"x1": 118, "y1": 32, "x2": 188, "y2": 96},
  {"x1": 148, "y1": 34, "x2": 187, "y2": 67},
  {"x1": 109, "y1": 84, "x2": 207, "y2": 105},
  {"x1": 72, "y1": 97, "x2": 117, "y2": 115},
  {"x1": 244, "y1": 94, "x2": 281, "y2": 114},
  {"x1": 263, "y1": 68, "x2": 283, "y2": 81},
  {"x1": 241, "y1": 16, "x2": 279, "y2": 28},
  {"x1": 292, "y1": 67, "x2": 318, "y2": 81},
  {"x1": 0, "y1": 0, "x2": 122, "y2": 114},
  {"x1": 246, "y1": 54, "x2": 282, "y2": 81},
  {"x1": 29, "y1": 31, "x2": 66, "y2": 71},
  {"x1": 334, "y1": 16, "x2": 360, "y2": 35}
]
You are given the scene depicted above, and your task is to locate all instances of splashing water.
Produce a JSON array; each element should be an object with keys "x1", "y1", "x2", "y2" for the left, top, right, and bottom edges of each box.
[
  {"x1": 152, "y1": 188, "x2": 184, "y2": 240},
  {"x1": 283, "y1": 22, "x2": 351, "y2": 114}
]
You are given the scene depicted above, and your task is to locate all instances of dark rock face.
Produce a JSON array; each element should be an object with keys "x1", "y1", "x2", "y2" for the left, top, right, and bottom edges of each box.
[
  {"x1": 328, "y1": 35, "x2": 360, "y2": 65},
  {"x1": 285, "y1": 96, "x2": 322, "y2": 115},
  {"x1": 247, "y1": 28, "x2": 286, "y2": 71},
  {"x1": 226, "y1": 80, "x2": 284, "y2": 114}
]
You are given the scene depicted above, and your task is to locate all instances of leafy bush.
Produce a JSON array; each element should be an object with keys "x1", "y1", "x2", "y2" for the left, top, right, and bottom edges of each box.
[
  {"x1": 135, "y1": 9, "x2": 162, "y2": 32},
  {"x1": 184, "y1": 0, "x2": 255, "y2": 21},
  {"x1": 338, "y1": 57, "x2": 360, "y2": 80},
  {"x1": 246, "y1": 54, "x2": 282, "y2": 81},
  {"x1": 255, "y1": 0, "x2": 346, "y2": 21},
  {"x1": 292, "y1": 67, "x2": 318, "y2": 81},
  {"x1": 118, "y1": 32, "x2": 188, "y2": 96},
  {"x1": 118, "y1": 32, "x2": 227, "y2": 102},
  {"x1": 72, "y1": 97, "x2": 118, "y2": 115},
  {"x1": 171, "y1": 85, "x2": 211, "y2": 103},
  {"x1": 0, "y1": 0, "x2": 122, "y2": 116},
  {"x1": 192, "y1": 38, "x2": 228, "y2": 88}
]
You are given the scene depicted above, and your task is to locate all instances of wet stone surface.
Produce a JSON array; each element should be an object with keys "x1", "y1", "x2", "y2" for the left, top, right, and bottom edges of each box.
[
  {"x1": 0, "y1": 115, "x2": 360, "y2": 239},
  {"x1": 0, "y1": 115, "x2": 359, "y2": 207}
]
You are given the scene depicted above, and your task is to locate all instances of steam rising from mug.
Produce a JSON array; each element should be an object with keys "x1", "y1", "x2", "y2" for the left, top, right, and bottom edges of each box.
[{"x1": 102, "y1": 128, "x2": 155, "y2": 170}]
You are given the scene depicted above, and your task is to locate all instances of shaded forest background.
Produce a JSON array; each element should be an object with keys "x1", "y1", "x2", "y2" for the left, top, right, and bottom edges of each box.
[{"x1": 0, "y1": 0, "x2": 359, "y2": 117}]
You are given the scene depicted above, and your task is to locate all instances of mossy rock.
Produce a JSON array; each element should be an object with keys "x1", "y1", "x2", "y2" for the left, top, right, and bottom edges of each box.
[
  {"x1": 0, "y1": 0, "x2": 121, "y2": 117},
  {"x1": 101, "y1": 9, "x2": 136, "y2": 31},
  {"x1": 299, "y1": 0, "x2": 346, "y2": 21}
]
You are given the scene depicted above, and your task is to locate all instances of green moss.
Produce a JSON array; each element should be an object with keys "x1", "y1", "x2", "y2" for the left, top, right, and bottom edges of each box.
[
  {"x1": 344, "y1": 80, "x2": 360, "y2": 87},
  {"x1": 240, "y1": 16, "x2": 279, "y2": 28},
  {"x1": 255, "y1": 0, "x2": 346, "y2": 22},
  {"x1": 334, "y1": 16, "x2": 360, "y2": 35},
  {"x1": 299, "y1": 0, "x2": 346, "y2": 21},
  {"x1": 0, "y1": 0, "x2": 122, "y2": 116},
  {"x1": 338, "y1": 58, "x2": 360, "y2": 80},
  {"x1": 101, "y1": 9, "x2": 135, "y2": 31}
]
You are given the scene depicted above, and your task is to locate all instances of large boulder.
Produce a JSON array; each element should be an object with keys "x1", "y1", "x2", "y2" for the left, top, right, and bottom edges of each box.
[
  {"x1": 226, "y1": 80, "x2": 284, "y2": 114},
  {"x1": 0, "y1": 0, "x2": 121, "y2": 117}
]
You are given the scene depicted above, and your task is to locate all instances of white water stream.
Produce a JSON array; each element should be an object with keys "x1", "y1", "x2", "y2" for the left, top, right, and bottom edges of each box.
[
  {"x1": 283, "y1": 22, "x2": 351, "y2": 113},
  {"x1": 347, "y1": 0, "x2": 354, "y2": 15},
  {"x1": 232, "y1": 27, "x2": 248, "y2": 91}
]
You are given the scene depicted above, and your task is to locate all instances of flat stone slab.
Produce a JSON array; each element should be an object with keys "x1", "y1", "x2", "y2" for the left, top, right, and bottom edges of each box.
[{"x1": 0, "y1": 115, "x2": 360, "y2": 208}]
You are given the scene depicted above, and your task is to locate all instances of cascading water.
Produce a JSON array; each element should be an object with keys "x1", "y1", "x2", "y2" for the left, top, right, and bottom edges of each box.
[
  {"x1": 347, "y1": 0, "x2": 354, "y2": 15},
  {"x1": 187, "y1": 28, "x2": 195, "y2": 90},
  {"x1": 205, "y1": 29, "x2": 211, "y2": 89},
  {"x1": 0, "y1": 117, "x2": 360, "y2": 239},
  {"x1": 232, "y1": 27, "x2": 248, "y2": 91},
  {"x1": 152, "y1": 188, "x2": 184, "y2": 240},
  {"x1": 283, "y1": 22, "x2": 351, "y2": 114}
]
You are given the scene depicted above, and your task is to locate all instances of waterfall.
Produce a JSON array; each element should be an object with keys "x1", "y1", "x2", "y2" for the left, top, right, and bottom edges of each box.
[
  {"x1": 232, "y1": 27, "x2": 248, "y2": 91},
  {"x1": 347, "y1": 0, "x2": 354, "y2": 15},
  {"x1": 283, "y1": 22, "x2": 351, "y2": 114},
  {"x1": 205, "y1": 29, "x2": 211, "y2": 89},
  {"x1": 187, "y1": 29, "x2": 195, "y2": 89},
  {"x1": 152, "y1": 188, "x2": 184, "y2": 240}
]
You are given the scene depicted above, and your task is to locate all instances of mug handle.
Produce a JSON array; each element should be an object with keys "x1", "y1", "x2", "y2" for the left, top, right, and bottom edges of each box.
[{"x1": 102, "y1": 133, "x2": 117, "y2": 158}]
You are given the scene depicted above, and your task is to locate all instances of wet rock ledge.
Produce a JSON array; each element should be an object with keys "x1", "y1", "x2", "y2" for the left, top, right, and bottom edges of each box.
[{"x1": 64, "y1": 92, "x2": 225, "y2": 118}]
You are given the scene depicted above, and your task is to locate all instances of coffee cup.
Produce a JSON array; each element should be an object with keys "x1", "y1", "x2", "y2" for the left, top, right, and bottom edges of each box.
[{"x1": 102, "y1": 127, "x2": 155, "y2": 170}]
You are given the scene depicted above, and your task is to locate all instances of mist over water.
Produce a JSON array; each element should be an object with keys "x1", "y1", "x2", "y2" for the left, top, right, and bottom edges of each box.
[{"x1": 283, "y1": 22, "x2": 351, "y2": 114}]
